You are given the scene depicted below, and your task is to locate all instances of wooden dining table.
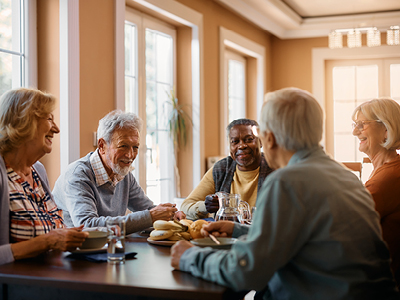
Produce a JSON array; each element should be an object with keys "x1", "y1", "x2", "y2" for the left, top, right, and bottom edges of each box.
[{"x1": 0, "y1": 233, "x2": 243, "y2": 300}]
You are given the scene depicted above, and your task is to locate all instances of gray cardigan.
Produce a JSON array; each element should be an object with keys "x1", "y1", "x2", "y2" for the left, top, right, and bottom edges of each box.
[{"x1": 0, "y1": 156, "x2": 53, "y2": 265}]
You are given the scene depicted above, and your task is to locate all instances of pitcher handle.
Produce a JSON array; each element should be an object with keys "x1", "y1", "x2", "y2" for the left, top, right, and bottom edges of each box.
[{"x1": 238, "y1": 200, "x2": 252, "y2": 223}]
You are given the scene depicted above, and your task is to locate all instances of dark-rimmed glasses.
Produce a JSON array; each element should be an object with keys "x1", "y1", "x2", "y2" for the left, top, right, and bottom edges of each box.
[{"x1": 351, "y1": 120, "x2": 381, "y2": 131}]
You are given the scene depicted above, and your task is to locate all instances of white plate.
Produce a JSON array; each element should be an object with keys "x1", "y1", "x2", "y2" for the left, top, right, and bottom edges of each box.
[
  {"x1": 191, "y1": 237, "x2": 237, "y2": 249},
  {"x1": 147, "y1": 237, "x2": 177, "y2": 247},
  {"x1": 70, "y1": 245, "x2": 107, "y2": 254}
]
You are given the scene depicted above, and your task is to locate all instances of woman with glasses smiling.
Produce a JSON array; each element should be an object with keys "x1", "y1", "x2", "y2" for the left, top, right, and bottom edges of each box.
[{"x1": 352, "y1": 98, "x2": 400, "y2": 287}]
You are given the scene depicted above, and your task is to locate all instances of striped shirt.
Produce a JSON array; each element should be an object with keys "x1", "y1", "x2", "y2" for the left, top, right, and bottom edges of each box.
[
  {"x1": 8, "y1": 166, "x2": 64, "y2": 242},
  {"x1": 90, "y1": 149, "x2": 129, "y2": 187}
]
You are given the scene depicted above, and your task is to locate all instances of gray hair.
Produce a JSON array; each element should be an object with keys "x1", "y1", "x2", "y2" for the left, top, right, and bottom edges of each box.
[
  {"x1": 259, "y1": 87, "x2": 323, "y2": 151},
  {"x1": 226, "y1": 118, "x2": 259, "y2": 138},
  {"x1": 97, "y1": 110, "x2": 143, "y2": 144},
  {"x1": 352, "y1": 98, "x2": 400, "y2": 150}
]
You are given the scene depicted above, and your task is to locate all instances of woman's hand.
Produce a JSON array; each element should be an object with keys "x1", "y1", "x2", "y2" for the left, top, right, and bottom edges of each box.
[
  {"x1": 200, "y1": 221, "x2": 235, "y2": 237},
  {"x1": 10, "y1": 225, "x2": 89, "y2": 260},
  {"x1": 46, "y1": 225, "x2": 89, "y2": 252}
]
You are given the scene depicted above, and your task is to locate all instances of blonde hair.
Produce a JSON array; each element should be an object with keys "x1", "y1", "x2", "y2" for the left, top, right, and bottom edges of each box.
[
  {"x1": 0, "y1": 88, "x2": 56, "y2": 154},
  {"x1": 352, "y1": 98, "x2": 400, "y2": 150},
  {"x1": 259, "y1": 87, "x2": 324, "y2": 151}
]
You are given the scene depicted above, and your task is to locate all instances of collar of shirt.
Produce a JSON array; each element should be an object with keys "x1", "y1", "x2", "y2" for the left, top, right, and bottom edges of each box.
[{"x1": 90, "y1": 149, "x2": 126, "y2": 187}]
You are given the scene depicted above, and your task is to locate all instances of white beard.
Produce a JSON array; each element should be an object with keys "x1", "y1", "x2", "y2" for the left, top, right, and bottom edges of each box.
[{"x1": 106, "y1": 153, "x2": 132, "y2": 177}]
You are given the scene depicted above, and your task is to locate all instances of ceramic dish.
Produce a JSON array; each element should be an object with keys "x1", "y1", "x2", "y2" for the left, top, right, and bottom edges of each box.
[
  {"x1": 70, "y1": 245, "x2": 108, "y2": 254},
  {"x1": 147, "y1": 238, "x2": 177, "y2": 247},
  {"x1": 191, "y1": 237, "x2": 237, "y2": 249}
]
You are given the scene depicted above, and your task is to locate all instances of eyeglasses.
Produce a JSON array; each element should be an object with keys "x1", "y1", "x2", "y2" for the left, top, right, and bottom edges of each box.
[{"x1": 351, "y1": 120, "x2": 381, "y2": 131}]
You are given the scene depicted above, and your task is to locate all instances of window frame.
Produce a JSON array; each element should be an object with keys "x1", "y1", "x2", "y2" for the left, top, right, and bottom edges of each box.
[
  {"x1": 117, "y1": 0, "x2": 204, "y2": 193},
  {"x1": 125, "y1": 7, "x2": 177, "y2": 202},
  {"x1": 219, "y1": 27, "x2": 265, "y2": 155},
  {"x1": 225, "y1": 49, "x2": 247, "y2": 124},
  {"x1": 0, "y1": 0, "x2": 37, "y2": 92},
  {"x1": 312, "y1": 45, "x2": 400, "y2": 150}
]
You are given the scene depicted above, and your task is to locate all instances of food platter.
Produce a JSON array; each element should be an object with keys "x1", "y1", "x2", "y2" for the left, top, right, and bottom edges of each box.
[{"x1": 147, "y1": 238, "x2": 177, "y2": 247}]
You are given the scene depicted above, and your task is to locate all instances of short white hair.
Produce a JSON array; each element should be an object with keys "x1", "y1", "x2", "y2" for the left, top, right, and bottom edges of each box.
[
  {"x1": 259, "y1": 87, "x2": 323, "y2": 151},
  {"x1": 97, "y1": 110, "x2": 142, "y2": 144}
]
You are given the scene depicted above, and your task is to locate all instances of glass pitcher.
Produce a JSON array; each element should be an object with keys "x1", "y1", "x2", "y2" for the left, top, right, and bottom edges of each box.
[{"x1": 215, "y1": 192, "x2": 252, "y2": 224}]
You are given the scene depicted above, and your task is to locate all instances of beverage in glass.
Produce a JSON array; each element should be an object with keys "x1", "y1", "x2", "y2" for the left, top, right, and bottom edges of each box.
[{"x1": 106, "y1": 219, "x2": 126, "y2": 264}]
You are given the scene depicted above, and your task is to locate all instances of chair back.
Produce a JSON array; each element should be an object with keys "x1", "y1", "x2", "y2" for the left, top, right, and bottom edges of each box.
[{"x1": 342, "y1": 162, "x2": 362, "y2": 179}]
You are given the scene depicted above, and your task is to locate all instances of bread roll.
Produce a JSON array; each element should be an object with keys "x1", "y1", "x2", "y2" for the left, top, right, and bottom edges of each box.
[
  {"x1": 179, "y1": 219, "x2": 193, "y2": 227},
  {"x1": 189, "y1": 219, "x2": 209, "y2": 239},
  {"x1": 153, "y1": 220, "x2": 183, "y2": 231},
  {"x1": 149, "y1": 229, "x2": 174, "y2": 241},
  {"x1": 179, "y1": 231, "x2": 192, "y2": 240},
  {"x1": 167, "y1": 233, "x2": 186, "y2": 241}
]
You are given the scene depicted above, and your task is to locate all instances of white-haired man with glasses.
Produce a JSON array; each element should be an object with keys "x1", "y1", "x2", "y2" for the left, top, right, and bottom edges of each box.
[{"x1": 170, "y1": 88, "x2": 399, "y2": 300}]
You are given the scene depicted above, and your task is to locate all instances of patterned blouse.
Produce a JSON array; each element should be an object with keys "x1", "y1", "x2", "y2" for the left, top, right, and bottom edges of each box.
[{"x1": 7, "y1": 165, "x2": 64, "y2": 242}]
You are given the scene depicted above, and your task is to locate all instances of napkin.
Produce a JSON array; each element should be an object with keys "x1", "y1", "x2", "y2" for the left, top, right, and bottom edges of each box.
[{"x1": 66, "y1": 251, "x2": 137, "y2": 263}]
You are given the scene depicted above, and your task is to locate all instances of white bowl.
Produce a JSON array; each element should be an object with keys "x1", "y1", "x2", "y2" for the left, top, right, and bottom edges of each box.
[{"x1": 80, "y1": 230, "x2": 108, "y2": 249}]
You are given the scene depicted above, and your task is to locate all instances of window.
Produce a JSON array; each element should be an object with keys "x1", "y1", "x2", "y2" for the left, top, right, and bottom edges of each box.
[
  {"x1": 225, "y1": 50, "x2": 246, "y2": 123},
  {"x1": 326, "y1": 58, "x2": 400, "y2": 163},
  {"x1": 125, "y1": 8, "x2": 176, "y2": 204},
  {"x1": 219, "y1": 27, "x2": 265, "y2": 155},
  {"x1": 0, "y1": 0, "x2": 23, "y2": 95}
]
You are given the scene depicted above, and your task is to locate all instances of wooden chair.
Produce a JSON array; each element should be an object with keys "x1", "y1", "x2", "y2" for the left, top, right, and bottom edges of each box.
[{"x1": 342, "y1": 162, "x2": 363, "y2": 179}]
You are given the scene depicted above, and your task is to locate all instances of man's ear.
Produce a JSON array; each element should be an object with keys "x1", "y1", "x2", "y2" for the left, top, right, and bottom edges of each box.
[
  {"x1": 265, "y1": 131, "x2": 277, "y2": 149},
  {"x1": 98, "y1": 138, "x2": 106, "y2": 155}
]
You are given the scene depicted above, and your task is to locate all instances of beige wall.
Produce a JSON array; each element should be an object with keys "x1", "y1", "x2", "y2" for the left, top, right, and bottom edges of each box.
[
  {"x1": 37, "y1": 0, "x2": 60, "y2": 188},
  {"x1": 79, "y1": 0, "x2": 115, "y2": 156},
  {"x1": 271, "y1": 36, "x2": 327, "y2": 93}
]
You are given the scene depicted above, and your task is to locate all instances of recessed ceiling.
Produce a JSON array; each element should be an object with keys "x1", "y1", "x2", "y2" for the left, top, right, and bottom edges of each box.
[
  {"x1": 215, "y1": 0, "x2": 400, "y2": 39},
  {"x1": 281, "y1": 0, "x2": 400, "y2": 18}
]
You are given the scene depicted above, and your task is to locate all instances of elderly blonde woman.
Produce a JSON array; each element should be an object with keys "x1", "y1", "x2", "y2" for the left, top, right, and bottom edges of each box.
[
  {"x1": 0, "y1": 88, "x2": 88, "y2": 265},
  {"x1": 352, "y1": 98, "x2": 400, "y2": 286}
]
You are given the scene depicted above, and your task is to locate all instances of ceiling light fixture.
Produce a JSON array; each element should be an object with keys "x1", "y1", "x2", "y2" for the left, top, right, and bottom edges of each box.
[
  {"x1": 387, "y1": 26, "x2": 400, "y2": 45},
  {"x1": 367, "y1": 27, "x2": 381, "y2": 47},
  {"x1": 329, "y1": 26, "x2": 399, "y2": 49},
  {"x1": 347, "y1": 30, "x2": 362, "y2": 48},
  {"x1": 329, "y1": 31, "x2": 343, "y2": 49}
]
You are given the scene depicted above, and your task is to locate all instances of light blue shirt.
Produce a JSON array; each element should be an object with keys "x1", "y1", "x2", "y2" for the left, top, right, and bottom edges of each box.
[{"x1": 180, "y1": 147, "x2": 398, "y2": 299}]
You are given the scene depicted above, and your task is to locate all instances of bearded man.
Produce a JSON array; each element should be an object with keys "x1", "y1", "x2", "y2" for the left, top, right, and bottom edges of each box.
[
  {"x1": 53, "y1": 110, "x2": 184, "y2": 234},
  {"x1": 181, "y1": 119, "x2": 273, "y2": 220}
]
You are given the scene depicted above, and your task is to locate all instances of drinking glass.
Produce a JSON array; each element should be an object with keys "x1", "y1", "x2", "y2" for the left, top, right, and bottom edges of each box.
[{"x1": 106, "y1": 219, "x2": 126, "y2": 264}]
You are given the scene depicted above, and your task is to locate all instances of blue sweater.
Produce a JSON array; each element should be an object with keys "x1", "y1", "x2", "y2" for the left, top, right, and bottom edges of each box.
[{"x1": 52, "y1": 152, "x2": 155, "y2": 234}]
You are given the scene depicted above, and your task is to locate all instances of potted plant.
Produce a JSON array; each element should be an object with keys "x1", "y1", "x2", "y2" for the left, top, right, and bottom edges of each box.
[{"x1": 166, "y1": 89, "x2": 193, "y2": 199}]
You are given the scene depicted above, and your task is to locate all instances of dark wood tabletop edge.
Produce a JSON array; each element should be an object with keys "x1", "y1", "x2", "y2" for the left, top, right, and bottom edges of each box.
[{"x1": 0, "y1": 273, "x2": 236, "y2": 300}]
